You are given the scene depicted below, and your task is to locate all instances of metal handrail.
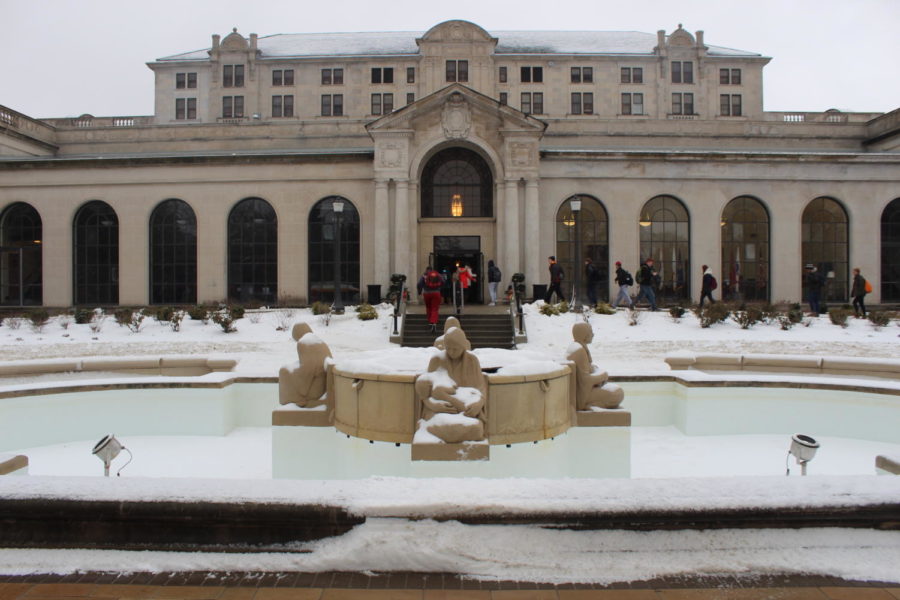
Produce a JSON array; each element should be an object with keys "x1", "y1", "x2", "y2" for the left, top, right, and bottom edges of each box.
[
  {"x1": 453, "y1": 280, "x2": 464, "y2": 315},
  {"x1": 391, "y1": 284, "x2": 407, "y2": 336}
]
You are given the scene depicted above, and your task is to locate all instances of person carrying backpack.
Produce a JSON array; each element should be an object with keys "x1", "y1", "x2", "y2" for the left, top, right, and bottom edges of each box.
[
  {"x1": 634, "y1": 258, "x2": 658, "y2": 311},
  {"x1": 544, "y1": 256, "x2": 565, "y2": 303},
  {"x1": 417, "y1": 266, "x2": 445, "y2": 332},
  {"x1": 487, "y1": 259, "x2": 502, "y2": 306},
  {"x1": 612, "y1": 261, "x2": 634, "y2": 308},
  {"x1": 700, "y1": 264, "x2": 717, "y2": 308},
  {"x1": 584, "y1": 257, "x2": 601, "y2": 307},
  {"x1": 850, "y1": 267, "x2": 868, "y2": 318}
]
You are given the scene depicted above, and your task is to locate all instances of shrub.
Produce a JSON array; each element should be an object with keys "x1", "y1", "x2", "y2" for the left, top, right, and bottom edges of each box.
[
  {"x1": 229, "y1": 305, "x2": 246, "y2": 320},
  {"x1": 311, "y1": 301, "x2": 330, "y2": 315},
  {"x1": 154, "y1": 306, "x2": 175, "y2": 322},
  {"x1": 539, "y1": 302, "x2": 560, "y2": 316},
  {"x1": 557, "y1": 301, "x2": 570, "y2": 314},
  {"x1": 693, "y1": 303, "x2": 730, "y2": 328},
  {"x1": 778, "y1": 315, "x2": 794, "y2": 330},
  {"x1": 626, "y1": 307, "x2": 642, "y2": 326},
  {"x1": 868, "y1": 311, "x2": 891, "y2": 329},
  {"x1": 211, "y1": 309, "x2": 237, "y2": 333},
  {"x1": 828, "y1": 307, "x2": 853, "y2": 328},
  {"x1": 731, "y1": 306, "x2": 763, "y2": 330},
  {"x1": 758, "y1": 302, "x2": 779, "y2": 323},
  {"x1": 247, "y1": 311, "x2": 263, "y2": 324},
  {"x1": 668, "y1": 305, "x2": 686, "y2": 321},
  {"x1": 787, "y1": 307, "x2": 805, "y2": 324},
  {"x1": 356, "y1": 303, "x2": 378, "y2": 321},
  {"x1": 74, "y1": 308, "x2": 94, "y2": 324},
  {"x1": 58, "y1": 316, "x2": 73, "y2": 330},
  {"x1": 89, "y1": 313, "x2": 107, "y2": 334},
  {"x1": 28, "y1": 309, "x2": 50, "y2": 333},
  {"x1": 169, "y1": 310, "x2": 185, "y2": 332},
  {"x1": 188, "y1": 305, "x2": 209, "y2": 322},
  {"x1": 114, "y1": 308, "x2": 146, "y2": 333},
  {"x1": 274, "y1": 309, "x2": 294, "y2": 331},
  {"x1": 5, "y1": 317, "x2": 22, "y2": 330},
  {"x1": 593, "y1": 302, "x2": 616, "y2": 315}
]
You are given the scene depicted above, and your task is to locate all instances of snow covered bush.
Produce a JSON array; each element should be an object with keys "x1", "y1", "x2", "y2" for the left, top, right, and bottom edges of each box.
[
  {"x1": 668, "y1": 305, "x2": 686, "y2": 321},
  {"x1": 153, "y1": 306, "x2": 175, "y2": 323},
  {"x1": 731, "y1": 306, "x2": 762, "y2": 330},
  {"x1": 89, "y1": 313, "x2": 106, "y2": 334},
  {"x1": 188, "y1": 305, "x2": 209, "y2": 322},
  {"x1": 778, "y1": 315, "x2": 794, "y2": 330},
  {"x1": 114, "y1": 308, "x2": 146, "y2": 333},
  {"x1": 557, "y1": 300, "x2": 570, "y2": 313},
  {"x1": 356, "y1": 303, "x2": 378, "y2": 321},
  {"x1": 828, "y1": 307, "x2": 852, "y2": 328},
  {"x1": 868, "y1": 311, "x2": 891, "y2": 329},
  {"x1": 274, "y1": 309, "x2": 294, "y2": 331},
  {"x1": 627, "y1": 307, "x2": 642, "y2": 326},
  {"x1": 539, "y1": 302, "x2": 560, "y2": 316},
  {"x1": 593, "y1": 302, "x2": 616, "y2": 315},
  {"x1": 74, "y1": 308, "x2": 93, "y2": 324},
  {"x1": 694, "y1": 303, "x2": 729, "y2": 328},
  {"x1": 28, "y1": 309, "x2": 50, "y2": 333},
  {"x1": 5, "y1": 317, "x2": 22, "y2": 330},
  {"x1": 211, "y1": 309, "x2": 237, "y2": 333},
  {"x1": 169, "y1": 309, "x2": 185, "y2": 332},
  {"x1": 311, "y1": 301, "x2": 330, "y2": 315}
]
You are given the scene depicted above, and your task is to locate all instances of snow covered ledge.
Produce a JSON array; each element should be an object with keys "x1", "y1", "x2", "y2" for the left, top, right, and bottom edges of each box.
[
  {"x1": 0, "y1": 356, "x2": 238, "y2": 377},
  {"x1": 665, "y1": 351, "x2": 900, "y2": 379}
]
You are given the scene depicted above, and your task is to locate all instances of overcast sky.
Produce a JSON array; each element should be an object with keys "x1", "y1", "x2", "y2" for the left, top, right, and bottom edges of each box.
[{"x1": 4, "y1": 0, "x2": 898, "y2": 118}]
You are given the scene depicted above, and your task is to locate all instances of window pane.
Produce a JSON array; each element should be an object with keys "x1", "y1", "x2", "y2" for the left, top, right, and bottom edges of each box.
[
  {"x1": 684, "y1": 93, "x2": 693, "y2": 114},
  {"x1": 620, "y1": 67, "x2": 630, "y2": 84},
  {"x1": 321, "y1": 95, "x2": 331, "y2": 116},
  {"x1": 672, "y1": 62, "x2": 681, "y2": 84},
  {"x1": 406, "y1": 92, "x2": 415, "y2": 105},
  {"x1": 720, "y1": 69, "x2": 729, "y2": 84},
  {"x1": 223, "y1": 65, "x2": 233, "y2": 87},
  {"x1": 273, "y1": 70, "x2": 282, "y2": 86},
  {"x1": 533, "y1": 67, "x2": 543, "y2": 82},
  {"x1": 583, "y1": 67, "x2": 593, "y2": 83},
  {"x1": 446, "y1": 61, "x2": 456, "y2": 82},
  {"x1": 571, "y1": 67, "x2": 581, "y2": 83},
  {"x1": 732, "y1": 95, "x2": 742, "y2": 116},
  {"x1": 521, "y1": 92, "x2": 531, "y2": 113},
  {"x1": 234, "y1": 65, "x2": 244, "y2": 87},
  {"x1": 683, "y1": 62, "x2": 693, "y2": 84},
  {"x1": 187, "y1": 98, "x2": 196, "y2": 119},
  {"x1": 520, "y1": 66, "x2": 531, "y2": 83},
  {"x1": 499, "y1": 92, "x2": 507, "y2": 105},
  {"x1": 334, "y1": 68, "x2": 343, "y2": 84},
  {"x1": 284, "y1": 95, "x2": 293, "y2": 117},
  {"x1": 571, "y1": 93, "x2": 581, "y2": 114},
  {"x1": 720, "y1": 94, "x2": 730, "y2": 116},
  {"x1": 732, "y1": 69, "x2": 741, "y2": 85},
  {"x1": 176, "y1": 73, "x2": 185, "y2": 89},
  {"x1": 499, "y1": 66, "x2": 507, "y2": 82},
  {"x1": 633, "y1": 68, "x2": 642, "y2": 83},
  {"x1": 583, "y1": 92, "x2": 593, "y2": 114},
  {"x1": 458, "y1": 60, "x2": 468, "y2": 82},
  {"x1": 333, "y1": 94, "x2": 343, "y2": 115},
  {"x1": 234, "y1": 96, "x2": 244, "y2": 117},
  {"x1": 176, "y1": 98, "x2": 185, "y2": 119},
  {"x1": 621, "y1": 93, "x2": 631, "y2": 115},
  {"x1": 384, "y1": 68, "x2": 393, "y2": 83},
  {"x1": 633, "y1": 93, "x2": 643, "y2": 114},
  {"x1": 533, "y1": 92, "x2": 543, "y2": 114},
  {"x1": 284, "y1": 69, "x2": 294, "y2": 85},
  {"x1": 272, "y1": 96, "x2": 282, "y2": 117},
  {"x1": 371, "y1": 94, "x2": 381, "y2": 115},
  {"x1": 322, "y1": 69, "x2": 332, "y2": 85},
  {"x1": 407, "y1": 67, "x2": 415, "y2": 83},
  {"x1": 371, "y1": 68, "x2": 381, "y2": 84},
  {"x1": 672, "y1": 93, "x2": 681, "y2": 114},
  {"x1": 383, "y1": 93, "x2": 393, "y2": 114}
]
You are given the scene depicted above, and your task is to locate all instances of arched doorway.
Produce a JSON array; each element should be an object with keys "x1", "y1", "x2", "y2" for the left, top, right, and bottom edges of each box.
[
  {"x1": 721, "y1": 196, "x2": 770, "y2": 302},
  {"x1": 227, "y1": 197, "x2": 277, "y2": 304},
  {"x1": 802, "y1": 197, "x2": 848, "y2": 302},
  {"x1": 639, "y1": 195, "x2": 690, "y2": 303},
  {"x1": 881, "y1": 198, "x2": 900, "y2": 302},
  {"x1": 556, "y1": 195, "x2": 609, "y2": 304},
  {"x1": 308, "y1": 196, "x2": 360, "y2": 304},
  {"x1": 74, "y1": 200, "x2": 118, "y2": 305},
  {"x1": 0, "y1": 202, "x2": 42, "y2": 306},
  {"x1": 150, "y1": 199, "x2": 197, "y2": 305}
]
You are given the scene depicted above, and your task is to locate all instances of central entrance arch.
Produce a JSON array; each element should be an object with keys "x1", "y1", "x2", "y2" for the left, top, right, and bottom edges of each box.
[{"x1": 419, "y1": 146, "x2": 495, "y2": 304}]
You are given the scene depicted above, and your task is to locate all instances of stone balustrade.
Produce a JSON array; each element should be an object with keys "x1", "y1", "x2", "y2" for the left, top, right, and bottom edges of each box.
[{"x1": 665, "y1": 352, "x2": 900, "y2": 379}]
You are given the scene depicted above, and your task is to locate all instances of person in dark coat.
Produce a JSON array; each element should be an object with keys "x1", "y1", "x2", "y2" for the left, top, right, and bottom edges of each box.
[
  {"x1": 634, "y1": 258, "x2": 657, "y2": 311},
  {"x1": 544, "y1": 256, "x2": 565, "y2": 303},
  {"x1": 699, "y1": 264, "x2": 716, "y2": 308},
  {"x1": 584, "y1": 257, "x2": 601, "y2": 307},
  {"x1": 805, "y1": 264, "x2": 825, "y2": 315},
  {"x1": 487, "y1": 259, "x2": 502, "y2": 306},
  {"x1": 612, "y1": 261, "x2": 634, "y2": 308},
  {"x1": 850, "y1": 267, "x2": 867, "y2": 318}
]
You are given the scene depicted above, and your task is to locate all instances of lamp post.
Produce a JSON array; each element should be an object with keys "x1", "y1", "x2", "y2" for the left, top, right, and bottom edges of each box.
[
  {"x1": 571, "y1": 197, "x2": 582, "y2": 313},
  {"x1": 332, "y1": 200, "x2": 345, "y2": 314}
]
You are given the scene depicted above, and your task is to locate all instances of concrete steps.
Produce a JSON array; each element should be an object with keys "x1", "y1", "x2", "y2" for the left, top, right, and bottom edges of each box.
[{"x1": 401, "y1": 313, "x2": 515, "y2": 349}]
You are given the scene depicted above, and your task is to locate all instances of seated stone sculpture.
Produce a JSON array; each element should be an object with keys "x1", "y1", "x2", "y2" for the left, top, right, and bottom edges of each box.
[
  {"x1": 415, "y1": 327, "x2": 487, "y2": 443},
  {"x1": 566, "y1": 322, "x2": 624, "y2": 410},
  {"x1": 433, "y1": 316, "x2": 470, "y2": 351},
  {"x1": 279, "y1": 323, "x2": 333, "y2": 408}
]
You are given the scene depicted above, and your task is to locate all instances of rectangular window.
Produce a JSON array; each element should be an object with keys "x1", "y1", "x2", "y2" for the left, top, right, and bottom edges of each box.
[
  {"x1": 272, "y1": 69, "x2": 294, "y2": 86},
  {"x1": 223, "y1": 65, "x2": 244, "y2": 88},
  {"x1": 322, "y1": 69, "x2": 332, "y2": 85},
  {"x1": 176, "y1": 98, "x2": 184, "y2": 119},
  {"x1": 406, "y1": 92, "x2": 415, "y2": 105},
  {"x1": 322, "y1": 68, "x2": 344, "y2": 85},
  {"x1": 521, "y1": 92, "x2": 531, "y2": 114},
  {"x1": 176, "y1": 73, "x2": 185, "y2": 89},
  {"x1": 186, "y1": 97, "x2": 196, "y2": 119},
  {"x1": 273, "y1": 95, "x2": 282, "y2": 117},
  {"x1": 570, "y1": 67, "x2": 593, "y2": 84},
  {"x1": 672, "y1": 61, "x2": 693, "y2": 84},
  {"x1": 621, "y1": 67, "x2": 643, "y2": 84},
  {"x1": 371, "y1": 93, "x2": 394, "y2": 115},
  {"x1": 284, "y1": 69, "x2": 294, "y2": 86},
  {"x1": 720, "y1": 94, "x2": 729, "y2": 115},
  {"x1": 321, "y1": 94, "x2": 343, "y2": 116},
  {"x1": 235, "y1": 65, "x2": 244, "y2": 87},
  {"x1": 371, "y1": 93, "x2": 381, "y2": 116},
  {"x1": 672, "y1": 92, "x2": 694, "y2": 115},
  {"x1": 571, "y1": 92, "x2": 582, "y2": 114},
  {"x1": 188, "y1": 72, "x2": 196, "y2": 88},
  {"x1": 222, "y1": 95, "x2": 244, "y2": 118},
  {"x1": 720, "y1": 68, "x2": 742, "y2": 85},
  {"x1": 371, "y1": 67, "x2": 394, "y2": 84},
  {"x1": 732, "y1": 95, "x2": 741, "y2": 116},
  {"x1": 622, "y1": 92, "x2": 643, "y2": 115},
  {"x1": 499, "y1": 66, "x2": 507, "y2": 83},
  {"x1": 272, "y1": 95, "x2": 294, "y2": 117},
  {"x1": 532, "y1": 92, "x2": 543, "y2": 114},
  {"x1": 499, "y1": 92, "x2": 507, "y2": 105},
  {"x1": 407, "y1": 67, "x2": 415, "y2": 83},
  {"x1": 445, "y1": 60, "x2": 469, "y2": 83},
  {"x1": 520, "y1": 66, "x2": 543, "y2": 83}
]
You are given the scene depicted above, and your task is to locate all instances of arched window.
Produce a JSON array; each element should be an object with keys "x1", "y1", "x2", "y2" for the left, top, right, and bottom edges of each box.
[
  {"x1": 309, "y1": 196, "x2": 360, "y2": 304},
  {"x1": 74, "y1": 200, "x2": 118, "y2": 305},
  {"x1": 150, "y1": 199, "x2": 197, "y2": 305},
  {"x1": 721, "y1": 196, "x2": 770, "y2": 302},
  {"x1": 0, "y1": 202, "x2": 42, "y2": 306},
  {"x1": 227, "y1": 198, "x2": 277, "y2": 304},
  {"x1": 555, "y1": 195, "x2": 609, "y2": 303},
  {"x1": 421, "y1": 147, "x2": 493, "y2": 218},
  {"x1": 881, "y1": 198, "x2": 900, "y2": 302},
  {"x1": 802, "y1": 197, "x2": 848, "y2": 302},
  {"x1": 639, "y1": 195, "x2": 690, "y2": 303}
]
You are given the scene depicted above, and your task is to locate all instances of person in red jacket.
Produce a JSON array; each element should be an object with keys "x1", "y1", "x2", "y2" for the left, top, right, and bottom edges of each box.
[{"x1": 417, "y1": 266, "x2": 445, "y2": 333}]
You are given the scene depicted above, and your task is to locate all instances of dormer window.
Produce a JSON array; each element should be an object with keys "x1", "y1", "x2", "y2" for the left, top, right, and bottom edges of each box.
[
  {"x1": 446, "y1": 60, "x2": 468, "y2": 83},
  {"x1": 223, "y1": 65, "x2": 244, "y2": 88},
  {"x1": 671, "y1": 61, "x2": 693, "y2": 84}
]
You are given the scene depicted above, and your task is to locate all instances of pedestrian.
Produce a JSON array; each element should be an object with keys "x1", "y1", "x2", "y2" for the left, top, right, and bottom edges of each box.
[
  {"x1": 458, "y1": 263, "x2": 477, "y2": 303},
  {"x1": 544, "y1": 256, "x2": 565, "y2": 303},
  {"x1": 612, "y1": 261, "x2": 634, "y2": 308},
  {"x1": 416, "y1": 265, "x2": 444, "y2": 333},
  {"x1": 487, "y1": 260, "x2": 502, "y2": 306},
  {"x1": 584, "y1": 257, "x2": 601, "y2": 307},
  {"x1": 634, "y1": 257, "x2": 658, "y2": 311},
  {"x1": 804, "y1": 264, "x2": 825, "y2": 315},
  {"x1": 850, "y1": 267, "x2": 868, "y2": 318},
  {"x1": 699, "y1": 264, "x2": 717, "y2": 308}
]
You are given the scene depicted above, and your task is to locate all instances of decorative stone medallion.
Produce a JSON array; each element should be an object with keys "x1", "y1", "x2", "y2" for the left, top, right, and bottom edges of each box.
[{"x1": 442, "y1": 93, "x2": 471, "y2": 139}]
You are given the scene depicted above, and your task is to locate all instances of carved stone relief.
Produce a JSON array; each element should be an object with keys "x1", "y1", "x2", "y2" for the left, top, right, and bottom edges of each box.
[{"x1": 442, "y1": 93, "x2": 472, "y2": 139}]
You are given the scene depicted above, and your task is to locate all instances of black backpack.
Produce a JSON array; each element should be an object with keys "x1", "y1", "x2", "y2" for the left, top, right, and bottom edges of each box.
[{"x1": 622, "y1": 270, "x2": 633, "y2": 286}]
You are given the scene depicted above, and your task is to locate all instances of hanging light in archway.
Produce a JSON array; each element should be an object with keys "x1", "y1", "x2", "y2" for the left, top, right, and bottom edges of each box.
[
  {"x1": 639, "y1": 211, "x2": 652, "y2": 227},
  {"x1": 451, "y1": 194, "x2": 463, "y2": 217}
]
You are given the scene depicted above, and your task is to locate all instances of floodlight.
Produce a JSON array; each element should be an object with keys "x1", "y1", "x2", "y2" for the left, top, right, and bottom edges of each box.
[
  {"x1": 92, "y1": 434, "x2": 132, "y2": 477},
  {"x1": 786, "y1": 433, "x2": 819, "y2": 476}
]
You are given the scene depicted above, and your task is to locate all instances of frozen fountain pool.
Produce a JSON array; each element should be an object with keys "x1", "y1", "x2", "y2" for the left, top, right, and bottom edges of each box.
[{"x1": 3, "y1": 372, "x2": 899, "y2": 479}]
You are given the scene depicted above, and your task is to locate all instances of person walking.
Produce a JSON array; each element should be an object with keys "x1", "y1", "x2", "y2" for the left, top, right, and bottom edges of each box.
[
  {"x1": 417, "y1": 265, "x2": 445, "y2": 333},
  {"x1": 699, "y1": 264, "x2": 717, "y2": 308},
  {"x1": 458, "y1": 263, "x2": 476, "y2": 303},
  {"x1": 634, "y1": 257, "x2": 658, "y2": 311},
  {"x1": 850, "y1": 267, "x2": 868, "y2": 318},
  {"x1": 544, "y1": 256, "x2": 565, "y2": 303},
  {"x1": 612, "y1": 261, "x2": 634, "y2": 308},
  {"x1": 805, "y1": 264, "x2": 825, "y2": 315},
  {"x1": 487, "y1": 260, "x2": 502, "y2": 306},
  {"x1": 584, "y1": 257, "x2": 601, "y2": 307}
]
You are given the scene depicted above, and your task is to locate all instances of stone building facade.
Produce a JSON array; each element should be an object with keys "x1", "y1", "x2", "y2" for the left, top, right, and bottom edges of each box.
[{"x1": 1, "y1": 20, "x2": 898, "y2": 308}]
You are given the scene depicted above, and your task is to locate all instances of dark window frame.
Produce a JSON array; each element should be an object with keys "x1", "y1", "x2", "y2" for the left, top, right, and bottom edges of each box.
[
  {"x1": 73, "y1": 200, "x2": 119, "y2": 306},
  {"x1": 149, "y1": 199, "x2": 197, "y2": 305},
  {"x1": 227, "y1": 197, "x2": 277, "y2": 305}
]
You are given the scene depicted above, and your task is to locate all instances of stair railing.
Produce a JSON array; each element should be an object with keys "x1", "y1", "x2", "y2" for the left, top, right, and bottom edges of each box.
[{"x1": 454, "y1": 279, "x2": 464, "y2": 315}]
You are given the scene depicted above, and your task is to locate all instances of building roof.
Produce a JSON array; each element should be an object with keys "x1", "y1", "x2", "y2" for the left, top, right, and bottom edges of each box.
[{"x1": 156, "y1": 30, "x2": 761, "y2": 62}]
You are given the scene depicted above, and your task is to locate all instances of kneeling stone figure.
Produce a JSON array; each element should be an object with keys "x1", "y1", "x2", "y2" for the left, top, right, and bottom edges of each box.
[{"x1": 566, "y1": 322, "x2": 624, "y2": 410}]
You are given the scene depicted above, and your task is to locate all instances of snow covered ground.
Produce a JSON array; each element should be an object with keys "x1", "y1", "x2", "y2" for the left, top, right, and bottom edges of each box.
[{"x1": 1, "y1": 303, "x2": 899, "y2": 582}]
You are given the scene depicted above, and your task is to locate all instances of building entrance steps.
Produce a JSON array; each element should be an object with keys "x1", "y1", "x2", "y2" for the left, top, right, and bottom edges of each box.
[{"x1": 400, "y1": 306, "x2": 515, "y2": 349}]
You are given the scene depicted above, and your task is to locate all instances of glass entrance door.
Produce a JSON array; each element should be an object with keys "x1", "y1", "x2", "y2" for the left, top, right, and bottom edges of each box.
[{"x1": 431, "y1": 236, "x2": 483, "y2": 304}]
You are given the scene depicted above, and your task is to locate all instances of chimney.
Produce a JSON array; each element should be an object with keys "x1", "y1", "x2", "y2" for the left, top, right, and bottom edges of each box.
[
  {"x1": 657, "y1": 30, "x2": 666, "y2": 47},
  {"x1": 696, "y1": 30, "x2": 704, "y2": 47},
  {"x1": 250, "y1": 33, "x2": 258, "y2": 52},
  {"x1": 212, "y1": 34, "x2": 220, "y2": 50}
]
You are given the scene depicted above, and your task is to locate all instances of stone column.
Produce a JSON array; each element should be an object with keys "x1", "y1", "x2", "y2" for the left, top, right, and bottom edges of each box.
[
  {"x1": 394, "y1": 179, "x2": 410, "y2": 279},
  {"x1": 524, "y1": 179, "x2": 541, "y2": 286},
  {"x1": 374, "y1": 179, "x2": 389, "y2": 286},
  {"x1": 407, "y1": 180, "x2": 419, "y2": 274},
  {"x1": 505, "y1": 179, "x2": 521, "y2": 275}
]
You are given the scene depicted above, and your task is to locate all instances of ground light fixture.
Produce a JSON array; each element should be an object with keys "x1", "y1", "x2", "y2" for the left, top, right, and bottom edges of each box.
[
  {"x1": 785, "y1": 433, "x2": 819, "y2": 476},
  {"x1": 92, "y1": 434, "x2": 133, "y2": 477}
]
